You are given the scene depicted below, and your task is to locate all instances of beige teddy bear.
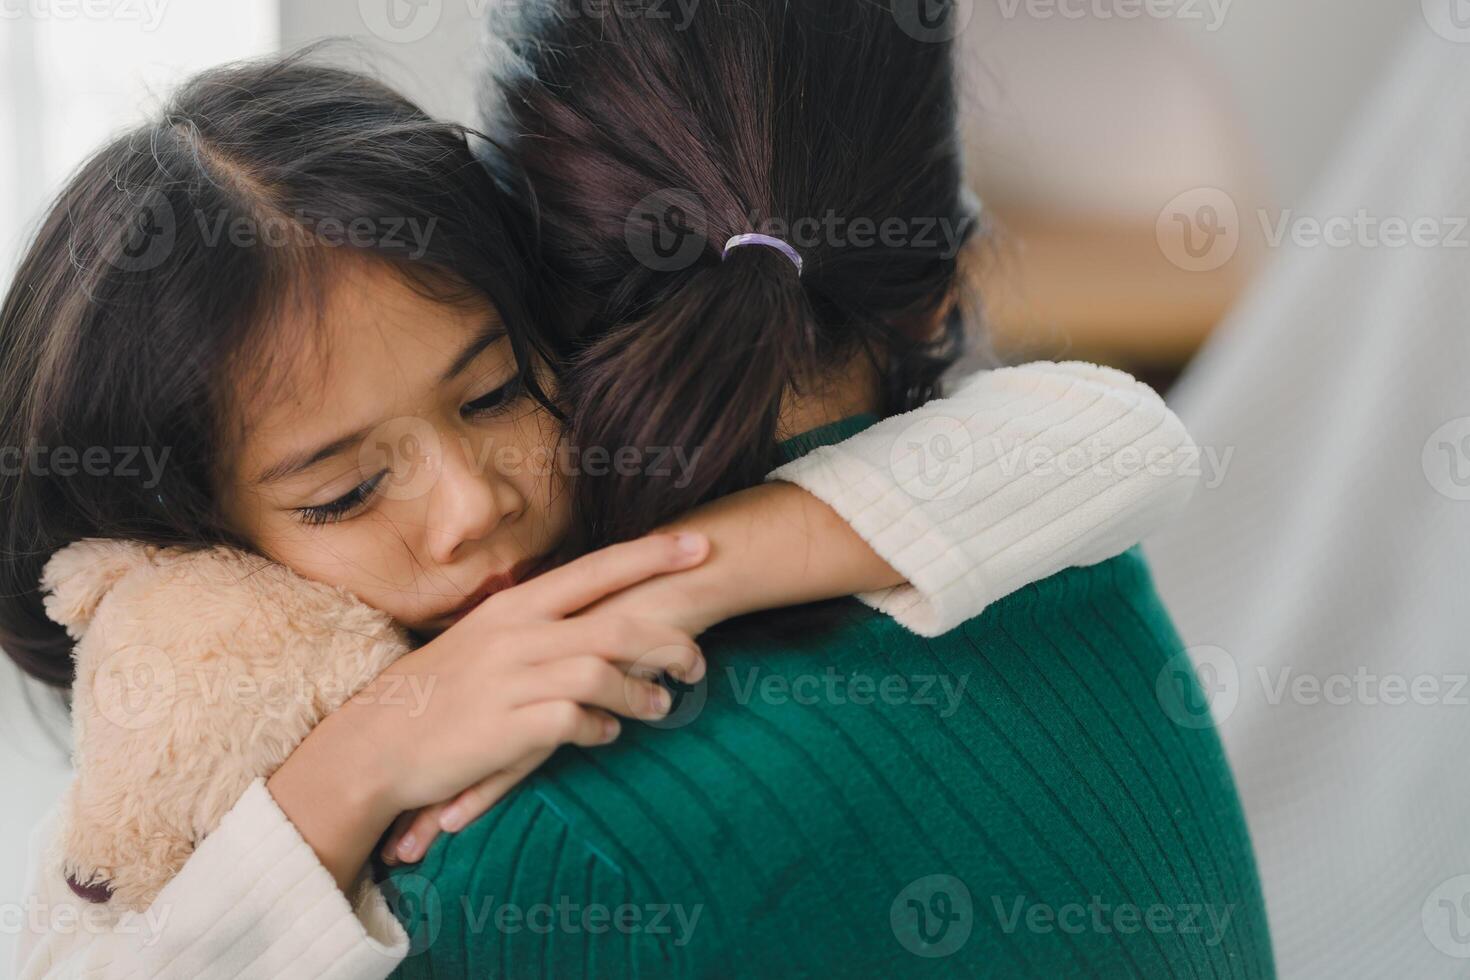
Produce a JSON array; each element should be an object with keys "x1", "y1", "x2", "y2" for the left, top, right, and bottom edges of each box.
[{"x1": 41, "y1": 538, "x2": 410, "y2": 913}]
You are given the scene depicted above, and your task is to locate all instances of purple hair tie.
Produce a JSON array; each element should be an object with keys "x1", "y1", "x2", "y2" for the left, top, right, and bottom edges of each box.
[{"x1": 722, "y1": 234, "x2": 804, "y2": 276}]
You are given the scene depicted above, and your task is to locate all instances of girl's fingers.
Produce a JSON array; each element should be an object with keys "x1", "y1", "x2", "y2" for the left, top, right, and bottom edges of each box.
[
  {"x1": 509, "y1": 656, "x2": 674, "y2": 720},
  {"x1": 512, "y1": 700, "x2": 623, "y2": 756},
  {"x1": 611, "y1": 633, "x2": 706, "y2": 683},
  {"x1": 386, "y1": 805, "x2": 447, "y2": 866},
  {"x1": 438, "y1": 747, "x2": 558, "y2": 834},
  {"x1": 380, "y1": 808, "x2": 421, "y2": 866},
  {"x1": 518, "y1": 615, "x2": 705, "y2": 681},
  {"x1": 501, "y1": 533, "x2": 709, "y2": 620},
  {"x1": 391, "y1": 708, "x2": 621, "y2": 856}
]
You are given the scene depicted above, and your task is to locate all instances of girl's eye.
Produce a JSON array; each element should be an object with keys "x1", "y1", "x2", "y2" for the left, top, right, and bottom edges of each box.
[
  {"x1": 461, "y1": 376, "x2": 524, "y2": 420},
  {"x1": 295, "y1": 470, "x2": 387, "y2": 527}
]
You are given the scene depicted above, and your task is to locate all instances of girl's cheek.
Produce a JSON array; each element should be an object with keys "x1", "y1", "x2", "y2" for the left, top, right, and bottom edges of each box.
[
  {"x1": 476, "y1": 408, "x2": 561, "y2": 501},
  {"x1": 255, "y1": 514, "x2": 422, "y2": 602}
]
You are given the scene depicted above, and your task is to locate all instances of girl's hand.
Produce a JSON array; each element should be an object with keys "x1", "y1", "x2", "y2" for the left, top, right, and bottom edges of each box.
[
  {"x1": 380, "y1": 756, "x2": 549, "y2": 867},
  {"x1": 266, "y1": 532, "x2": 709, "y2": 893},
  {"x1": 378, "y1": 535, "x2": 721, "y2": 865}
]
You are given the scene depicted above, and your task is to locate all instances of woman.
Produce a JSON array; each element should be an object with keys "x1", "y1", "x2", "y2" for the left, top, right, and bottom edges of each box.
[{"x1": 380, "y1": 0, "x2": 1274, "y2": 976}]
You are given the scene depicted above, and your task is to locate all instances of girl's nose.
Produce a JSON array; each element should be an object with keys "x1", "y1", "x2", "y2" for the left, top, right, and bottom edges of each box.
[{"x1": 425, "y1": 435, "x2": 523, "y2": 565}]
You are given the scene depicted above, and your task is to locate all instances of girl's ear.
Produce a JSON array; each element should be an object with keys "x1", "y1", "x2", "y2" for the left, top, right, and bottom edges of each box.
[{"x1": 41, "y1": 539, "x2": 157, "y2": 637}]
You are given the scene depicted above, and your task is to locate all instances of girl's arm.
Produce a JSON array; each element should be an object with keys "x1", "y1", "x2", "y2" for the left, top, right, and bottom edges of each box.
[{"x1": 594, "y1": 361, "x2": 1198, "y2": 636}]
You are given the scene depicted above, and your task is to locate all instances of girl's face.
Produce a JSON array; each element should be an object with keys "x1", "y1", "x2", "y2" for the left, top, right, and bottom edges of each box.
[{"x1": 222, "y1": 259, "x2": 568, "y2": 635}]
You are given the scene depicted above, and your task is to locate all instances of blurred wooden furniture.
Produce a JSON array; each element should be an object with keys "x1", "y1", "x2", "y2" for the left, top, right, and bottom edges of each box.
[
  {"x1": 977, "y1": 206, "x2": 1258, "y2": 372},
  {"x1": 957, "y1": 10, "x2": 1269, "y2": 377}
]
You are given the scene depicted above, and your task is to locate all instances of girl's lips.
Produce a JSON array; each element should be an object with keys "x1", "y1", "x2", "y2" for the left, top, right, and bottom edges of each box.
[{"x1": 445, "y1": 558, "x2": 537, "y2": 622}]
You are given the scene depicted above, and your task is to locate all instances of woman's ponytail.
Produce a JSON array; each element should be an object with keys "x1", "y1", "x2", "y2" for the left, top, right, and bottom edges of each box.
[
  {"x1": 565, "y1": 245, "x2": 815, "y2": 545},
  {"x1": 485, "y1": 0, "x2": 976, "y2": 548}
]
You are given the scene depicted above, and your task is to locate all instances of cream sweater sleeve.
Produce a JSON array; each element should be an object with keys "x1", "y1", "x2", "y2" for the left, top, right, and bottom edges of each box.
[
  {"x1": 768, "y1": 361, "x2": 1199, "y2": 636},
  {"x1": 16, "y1": 779, "x2": 407, "y2": 980}
]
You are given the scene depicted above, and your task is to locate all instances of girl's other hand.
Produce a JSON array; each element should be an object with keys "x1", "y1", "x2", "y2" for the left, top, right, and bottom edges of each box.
[
  {"x1": 267, "y1": 532, "x2": 709, "y2": 892},
  {"x1": 379, "y1": 531, "x2": 717, "y2": 863}
]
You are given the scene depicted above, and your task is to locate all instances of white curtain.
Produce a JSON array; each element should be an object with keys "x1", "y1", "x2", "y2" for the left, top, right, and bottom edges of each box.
[
  {"x1": 1148, "y1": 22, "x2": 1470, "y2": 977},
  {"x1": 0, "y1": 3, "x2": 279, "y2": 291}
]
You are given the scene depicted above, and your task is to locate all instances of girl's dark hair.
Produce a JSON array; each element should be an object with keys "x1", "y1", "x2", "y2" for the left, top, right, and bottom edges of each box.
[
  {"x1": 482, "y1": 0, "x2": 977, "y2": 549},
  {"x1": 0, "y1": 52, "x2": 548, "y2": 688}
]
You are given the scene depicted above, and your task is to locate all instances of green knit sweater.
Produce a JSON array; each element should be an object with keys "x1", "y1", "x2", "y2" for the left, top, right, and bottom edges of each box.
[{"x1": 385, "y1": 417, "x2": 1272, "y2": 979}]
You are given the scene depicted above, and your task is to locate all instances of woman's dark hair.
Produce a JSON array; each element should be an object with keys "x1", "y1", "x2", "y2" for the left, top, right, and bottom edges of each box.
[
  {"x1": 0, "y1": 52, "x2": 549, "y2": 688},
  {"x1": 482, "y1": 0, "x2": 977, "y2": 549}
]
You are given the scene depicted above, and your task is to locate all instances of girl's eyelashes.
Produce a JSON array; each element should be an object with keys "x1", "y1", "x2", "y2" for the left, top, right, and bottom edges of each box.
[
  {"x1": 461, "y1": 375, "x2": 525, "y2": 420},
  {"x1": 295, "y1": 470, "x2": 388, "y2": 527},
  {"x1": 292, "y1": 375, "x2": 522, "y2": 527}
]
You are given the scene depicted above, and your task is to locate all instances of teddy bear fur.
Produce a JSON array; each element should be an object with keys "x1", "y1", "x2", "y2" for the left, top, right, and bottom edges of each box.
[{"x1": 41, "y1": 539, "x2": 410, "y2": 913}]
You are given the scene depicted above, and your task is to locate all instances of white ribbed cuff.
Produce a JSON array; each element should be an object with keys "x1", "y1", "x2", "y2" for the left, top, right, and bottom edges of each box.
[
  {"x1": 770, "y1": 444, "x2": 991, "y2": 637},
  {"x1": 768, "y1": 363, "x2": 1200, "y2": 638},
  {"x1": 137, "y1": 779, "x2": 408, "y2": 980}
]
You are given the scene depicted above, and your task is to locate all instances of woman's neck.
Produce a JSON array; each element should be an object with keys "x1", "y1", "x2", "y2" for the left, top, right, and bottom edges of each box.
[{"x1": 775, "y1": 350, "x2": 883, "y2": 441}]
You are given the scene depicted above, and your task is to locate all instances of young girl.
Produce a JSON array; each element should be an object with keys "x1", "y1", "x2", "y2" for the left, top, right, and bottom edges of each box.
[{"x1": 6, "y1": 56, "x2": 1196, "y2": 978}]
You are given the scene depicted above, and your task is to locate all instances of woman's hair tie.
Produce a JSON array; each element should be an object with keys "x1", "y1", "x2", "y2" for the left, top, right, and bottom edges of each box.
[{"x1": 722, "y1": 233, "x2": 803, "y2": 276}]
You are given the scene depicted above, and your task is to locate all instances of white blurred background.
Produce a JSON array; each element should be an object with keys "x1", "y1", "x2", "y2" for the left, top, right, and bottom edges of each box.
[{"x1": 1, "y1": 0, "x2": 1455, "y2": 974}]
